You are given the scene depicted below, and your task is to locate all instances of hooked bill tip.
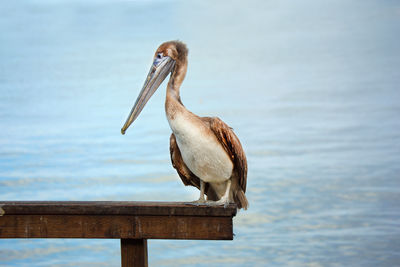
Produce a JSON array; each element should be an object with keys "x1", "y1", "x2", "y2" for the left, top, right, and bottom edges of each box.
[{"x1": 121, "y1": 128, "x2": 126, "y2": 135}]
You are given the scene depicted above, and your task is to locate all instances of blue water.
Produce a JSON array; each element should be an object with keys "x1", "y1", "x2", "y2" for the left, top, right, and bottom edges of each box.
[{"x1": 1, "y1": 0, "x2": 400, "y2": 266}]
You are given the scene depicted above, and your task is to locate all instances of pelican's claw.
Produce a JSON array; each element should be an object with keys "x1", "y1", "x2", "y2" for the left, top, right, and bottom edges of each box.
[
  {"x1": 213, "y1": 197, "x2": 231, "y2": 208},
  {"x1": 186, "y1": 198, "x2": 206, "y2": 206}
]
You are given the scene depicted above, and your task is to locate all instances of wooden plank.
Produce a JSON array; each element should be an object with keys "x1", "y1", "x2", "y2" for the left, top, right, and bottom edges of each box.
[
  {"x1": 0, "y1": 201, "x2": 237, "y2": 217},
  {"x1": 121, "y1": 239, "x2": 148, "y2": 267},
  {"x1": 0, "y1": 214, "x2": 233, "y2": 240}
]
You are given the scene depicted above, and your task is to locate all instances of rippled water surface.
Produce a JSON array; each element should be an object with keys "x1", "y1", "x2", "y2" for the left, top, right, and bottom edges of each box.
[{"x1": 1, "y1": 0, "x2": 400, "y2": 266}]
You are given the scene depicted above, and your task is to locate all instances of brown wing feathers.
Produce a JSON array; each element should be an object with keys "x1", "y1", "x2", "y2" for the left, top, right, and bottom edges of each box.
[{"x1": 209, "y1": 117, "x2": 248, "y2": 193}]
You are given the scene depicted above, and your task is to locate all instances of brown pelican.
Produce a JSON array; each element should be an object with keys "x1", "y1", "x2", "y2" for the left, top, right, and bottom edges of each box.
[{"x1": 121, "y1": 41, "x2": 248, "y2": 210}]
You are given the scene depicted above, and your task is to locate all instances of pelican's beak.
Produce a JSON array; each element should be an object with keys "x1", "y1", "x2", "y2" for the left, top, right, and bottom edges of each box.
[{"x1": 121, "y1": 56, "x2": 175, "y2": 135}]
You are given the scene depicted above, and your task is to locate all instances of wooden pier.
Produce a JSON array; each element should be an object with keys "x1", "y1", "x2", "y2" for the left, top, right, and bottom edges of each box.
[{"x1": 0, "y1": 201, "x2": 237, "y2": 266}]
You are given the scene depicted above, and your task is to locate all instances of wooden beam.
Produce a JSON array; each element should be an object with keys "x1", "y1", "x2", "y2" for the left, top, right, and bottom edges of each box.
[
  {"x1": 0, "y1": 214, "x2": 233, "y2": 239},
  {"x1": 0, "y1": 201, "x2": 236, "y2": 266},
  {"x1": 0, "y1": 201, "x2": 236, "y2": 217},
  {"x1": 0, "y1": 201, "x2": 236, "y2": 240}
]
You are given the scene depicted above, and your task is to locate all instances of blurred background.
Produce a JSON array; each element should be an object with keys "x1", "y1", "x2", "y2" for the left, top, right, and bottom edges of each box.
[{"x1": 1, "y1": 0, "x2": 400, "y2": 266}]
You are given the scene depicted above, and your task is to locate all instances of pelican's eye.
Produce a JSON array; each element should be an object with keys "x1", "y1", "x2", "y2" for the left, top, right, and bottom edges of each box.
[{"x1": 153, "y1": 53, "x2": 164, "y2": 66}]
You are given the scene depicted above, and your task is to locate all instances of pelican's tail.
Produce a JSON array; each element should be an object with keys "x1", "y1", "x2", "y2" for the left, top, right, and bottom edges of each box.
[{"x1": 235, "y1": 189, "x2": 249, "y2": 210}]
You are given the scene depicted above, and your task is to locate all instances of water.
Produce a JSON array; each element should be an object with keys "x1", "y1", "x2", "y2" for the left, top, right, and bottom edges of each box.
[{"x1": 1, "y1": 0, "x2": 400, "y2": 266}]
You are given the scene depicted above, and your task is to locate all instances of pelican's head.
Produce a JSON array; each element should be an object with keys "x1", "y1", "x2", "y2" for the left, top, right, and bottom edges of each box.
[{"x1": 121, "y1": 41, "x2": 188, "y2": 135}]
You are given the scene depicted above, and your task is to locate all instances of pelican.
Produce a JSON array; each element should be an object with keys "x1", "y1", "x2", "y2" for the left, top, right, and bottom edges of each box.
[{"x1": 121, "y1": 41, "x2": 248, "y2": 210}]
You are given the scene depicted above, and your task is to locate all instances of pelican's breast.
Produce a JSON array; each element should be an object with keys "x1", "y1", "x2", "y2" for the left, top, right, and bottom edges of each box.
[{"x1": 167, "y1": 112, "x2": 233, "y2": 183}]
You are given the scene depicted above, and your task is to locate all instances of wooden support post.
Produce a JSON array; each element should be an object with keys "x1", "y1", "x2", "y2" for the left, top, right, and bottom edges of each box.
[{"x1": 121, "y1": 239, "x2": 148, "y2": 267}]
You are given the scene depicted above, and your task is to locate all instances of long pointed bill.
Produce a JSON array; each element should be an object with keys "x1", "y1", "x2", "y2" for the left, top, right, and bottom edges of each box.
[{"x1": 121, "y1": 56, "x2": 175, "y2": 135}]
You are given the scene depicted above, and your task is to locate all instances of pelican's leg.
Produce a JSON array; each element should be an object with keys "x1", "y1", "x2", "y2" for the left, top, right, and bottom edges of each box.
[
  {"x1": 213, "y1": 180, "x2": 232, "y2": 208},
  {"x1": 198, "y1": 180, "x2": 206, "y2": 203},
  {"x1": 188, "y1": 180, "x2": 206, "y2": 205}
]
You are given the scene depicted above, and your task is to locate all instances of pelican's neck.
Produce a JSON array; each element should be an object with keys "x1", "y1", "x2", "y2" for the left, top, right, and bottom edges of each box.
[{"x1": 165, "y1": 60, "x2": 188, "y2": 119}]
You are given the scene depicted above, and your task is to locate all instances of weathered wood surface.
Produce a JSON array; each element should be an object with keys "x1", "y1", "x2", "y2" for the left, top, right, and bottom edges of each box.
[
  {"x1": 0, "y1": 201, "x2": 236, "y2": 240},
  {"x1": 0, "y1": 201, "x2": 236, "y2": 216},
  {"x1": 0, "y1": 201, "x2": 237, "y2": 267}
]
